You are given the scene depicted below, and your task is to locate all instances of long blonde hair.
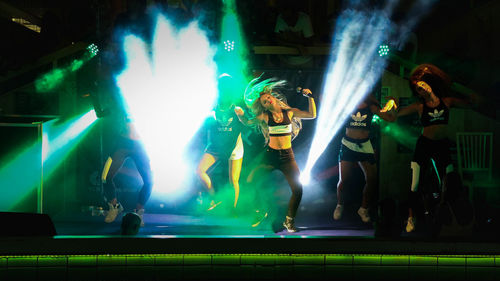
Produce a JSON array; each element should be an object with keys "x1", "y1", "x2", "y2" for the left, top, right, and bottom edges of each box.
[{"x1": 244, "y1": 77, "x2": 302, "y2": 144}]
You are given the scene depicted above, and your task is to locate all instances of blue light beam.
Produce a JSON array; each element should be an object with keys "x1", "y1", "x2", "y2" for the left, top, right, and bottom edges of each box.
[{"x1": 301, "y1": 0, "x2": 437, "y2": 184}]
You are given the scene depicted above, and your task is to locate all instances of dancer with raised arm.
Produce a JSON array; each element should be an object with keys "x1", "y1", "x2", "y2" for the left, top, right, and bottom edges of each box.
[
  {"x1": 333, "y1": 95, "x2": 397, "y2": 223},
  {"x1": 393, "y1": 64, "x2": 477, "y2": 233},
  {"x1": 234, "y1": 78, "x2": 316, "y2": 232}
]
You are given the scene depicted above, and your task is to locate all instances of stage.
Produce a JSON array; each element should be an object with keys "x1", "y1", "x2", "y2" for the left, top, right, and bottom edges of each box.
[{"x1": 1, "y1": 210, "x2": 499, "y2": 281}]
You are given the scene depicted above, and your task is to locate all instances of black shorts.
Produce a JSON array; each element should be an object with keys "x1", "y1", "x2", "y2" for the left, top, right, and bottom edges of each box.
[
  {"x1": 205, "y1": 142, "x2": 243, "y2": 161},
  {"x1": 265, "y1": 147, "x2": 295, "y2": 167},
  {"x1": 338, "y1": 136, "x2": 376, "y2": 164},
  {"x1": 114, "y1": 137, "x2": 150, "y2": 164},
  {"x1": 412, "y1": 135, "x2": 451, "y2": 168}
]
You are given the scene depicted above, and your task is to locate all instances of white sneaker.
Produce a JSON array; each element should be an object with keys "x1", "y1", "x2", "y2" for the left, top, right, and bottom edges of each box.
[
  {"x1": 357, "y1": 207, "x2": 371, "y2": 223},
  {"x1": 406, "y1": 217, "x2": 415, "y2": 233},
  {"x1": 104, "y1": 202, "x2": 123, "y2": 223},
  {"x1": 333, "y1": 204, "x2": 344, "y2": 220},
  {"x1": 136, "y1": 209, "x2": 145, "y2": 227}
]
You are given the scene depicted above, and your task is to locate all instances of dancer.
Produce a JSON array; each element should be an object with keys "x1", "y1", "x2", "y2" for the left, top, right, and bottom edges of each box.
[
  {"x1": 196, "y1": 99, "x2": 244, "y2": 210},
  {"x1": 394, "y1": 64, "x2": 476, "y2": 233},
  {"x1": 333, "y1": 95, "x2": 397, "y2": 223},
  {"x1": 234, "y1": 78, "x2": 316, "y2": 232},
  {"x1": 101, "y1": 116, "x2": 152, "y2": 226}
]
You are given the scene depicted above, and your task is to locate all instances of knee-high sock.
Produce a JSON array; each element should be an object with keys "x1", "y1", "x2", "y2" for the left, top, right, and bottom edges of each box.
[
  {"x1": 101, "y1": 157, "x2": 113, "y2": 183},
  {"x1": 411, "y1": 161, "x2": 420, "y2": 192}
]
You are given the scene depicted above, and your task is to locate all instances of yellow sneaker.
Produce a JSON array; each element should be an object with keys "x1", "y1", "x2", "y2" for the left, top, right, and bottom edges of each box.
[
  {"x1": 104, "y1": 203, "x2": 123, "y2": 223},
  {"x1": 333, "y1": 204, "x2": 344, "y2": 220},
  {"x1": 357, "y1": 207, "x2": 371, "y2": 223},
  {"x1": 406, "y1": 217, "x2": 415, "y2": 233},
  {"x1": 207, "y1": 200, "x2": 222, "y2": 211},
  {"x1": 251, "y1": 210, "x2": 268, "y2": 227},
  {"x1": 283, "y1": 216, "x2": 297, "y2": 233}
]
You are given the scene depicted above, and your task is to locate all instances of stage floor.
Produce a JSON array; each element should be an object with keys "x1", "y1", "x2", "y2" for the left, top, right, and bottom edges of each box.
[
  {"x1": 1, "y1": 207, "x2": 499, "y2": 256},
  {"x1": 1, "y1": 210, "x2": 500, "y2": 281},
  {"x1": 51, "y1": 212, "x2": 375, "y2": 237}
]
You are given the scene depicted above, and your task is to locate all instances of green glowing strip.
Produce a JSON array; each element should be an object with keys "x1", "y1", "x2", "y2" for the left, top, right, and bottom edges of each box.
[
  {"x1": 430, "y1": 158, "x2": 441, "y2": 187},
  {"x1": 377, "y1": 118, "x2": 420, "y2": 151},
  {"x1": 0, "y1": 254, "x2": 497, "y2": 267}
]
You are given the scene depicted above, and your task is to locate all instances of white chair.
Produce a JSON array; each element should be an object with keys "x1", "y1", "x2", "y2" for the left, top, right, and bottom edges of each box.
[{"x1": 456, "y1": 132, "x2": 496, "y2": 201}]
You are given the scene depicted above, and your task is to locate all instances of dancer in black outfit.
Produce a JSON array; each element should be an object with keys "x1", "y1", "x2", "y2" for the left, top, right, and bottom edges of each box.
[
  {"x1": 101, "y1": 116, "x2": 152, "y2": 227},
  {"x1": 235, "y1": 78, "x2": 316, "y2": 232},
  {"x1": 392, "y1": 64, "x2": 476, "y2": 232},
  {"x1": 333, "y1": 95, "x2": 396, "y2": 223},
  {"x1": 196, "y1": 74, "x2": 245, "y2": 210}
]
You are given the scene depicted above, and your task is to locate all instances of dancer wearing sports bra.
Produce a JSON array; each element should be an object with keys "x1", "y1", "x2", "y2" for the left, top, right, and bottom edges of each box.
[
  {"x1": 235, "y1": 78, "x2": 316, "y2": 232},
  {"x1": 333, "y1": 95, "x2": 396, "y2": 223},
  {"x1": 393, "y1": 64, "x2": 476, "y2": 233}
]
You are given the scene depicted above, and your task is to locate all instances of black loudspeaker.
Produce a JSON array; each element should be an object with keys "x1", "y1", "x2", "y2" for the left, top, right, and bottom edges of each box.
[{"x1": 0, "y1": 212, "x2": 57, "y2": 236}]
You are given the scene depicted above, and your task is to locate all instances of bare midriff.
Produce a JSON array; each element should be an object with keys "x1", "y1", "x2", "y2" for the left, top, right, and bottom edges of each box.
[
  {"x1": 422, "y1": 124, "x2": 447, "y2": 140},
  {"x1": 345, "y1": 128, "x2": 370, "y2": 140},
  {"x1": 269, "y1": 135, "x2": 292, "y2": 150}
]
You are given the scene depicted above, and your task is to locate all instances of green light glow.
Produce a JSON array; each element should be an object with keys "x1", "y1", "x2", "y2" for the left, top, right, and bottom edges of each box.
[
  {"x1": 42, "y1": 110, "x2": 98, "y2": 175},
  {"x1": 0, "y1": 110, "x2": 97, "y2": 211},
  {"x1": 0, "y1": 137, "x2": 43, "y2": 211},
  {"x1": 0, "y1": 253, "x2": 496, "y2": 266},
  {"x1": 218, "y1": 0, "x2": 250, "y2": 104},
  {"x1": 35, "y1": 44, "x2": 99, "y2": 93},
  {"x1": 377, "y1": 118, "x2": 420, "y2": 150},
  {"x1": 0, "y1": 253, "x2": 495, "y2": 280}
]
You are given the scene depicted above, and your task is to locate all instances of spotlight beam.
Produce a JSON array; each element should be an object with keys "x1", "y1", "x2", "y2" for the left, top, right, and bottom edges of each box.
[
  {"x1": 301, "y1": 0, "x2": 437, "y2": 184},
  {"x1": 0, "y1": 110, "x2": 97, "y2": 211},
  {"x1": 218, "y1": 0, "x2": 250, "y2": 101}
]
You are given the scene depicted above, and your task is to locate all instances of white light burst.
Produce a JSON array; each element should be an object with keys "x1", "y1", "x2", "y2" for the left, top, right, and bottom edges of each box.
[{"x1": 115, "y1": 15, "x2": 218, "y2": 196}]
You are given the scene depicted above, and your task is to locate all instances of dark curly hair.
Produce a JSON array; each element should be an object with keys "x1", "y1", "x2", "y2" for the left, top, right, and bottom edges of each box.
[{"x1": 409, "y1": 64, "x2": 451, "y2": 99}]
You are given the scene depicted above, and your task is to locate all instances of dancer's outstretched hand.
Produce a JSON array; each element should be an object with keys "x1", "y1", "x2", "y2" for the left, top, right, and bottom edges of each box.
[
  {"x1": 380, "y1": 96, "x2": 398, "y2": 112},
  {"x1": 301, "y1": 88, "x2": 312, "y2": 97},
  {"x1": 234, "y1": 106, "x2": 244, "y2": 116}
]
